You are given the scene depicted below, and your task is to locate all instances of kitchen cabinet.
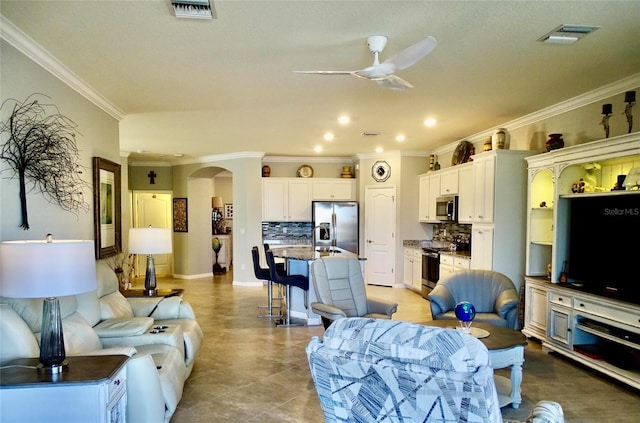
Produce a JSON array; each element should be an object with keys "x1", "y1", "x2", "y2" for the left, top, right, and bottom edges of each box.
[
  {"x1": 262, "y1": 178, "x2": 312, "y2": 221},
  {"x1": 439, "y1": 253, "x2": 454, "y2": 277},
  {"x1": 418, "y1": 173, "x2": 439, "y2": 223},
  {"x1": 522, "y1": 277, "x2": 548, "y2": 340},
  {"x1": 403, "y1": 247, "x2": 423, "y2": 292},
  {"x1": 469, "y1": 150, "x2": 533, "y2": 293},
  {"x1": 428, "y1": 173, "x2": 440, "y2": 221},
  {"x1": 418, "y1": 174, "x2": 430, "y2": 222},
  {"x1": 457, "y1": 163, "x2": 474, "y2": 223},
  {"x1": 440, "y1": 253, "x2": 470, "y2": 279},
  {"x1": 439, "y1": 167, "x2": 459, "y2": 195},
  {"x1": 472, "y1": 153, "x2": 495, "y2": 223},
  {"x1": 312, "y1": 179, "x2": 355, "y2": 200},
  {"x1": 470, "y1": 225, "x2": 493, "y2": 271}
]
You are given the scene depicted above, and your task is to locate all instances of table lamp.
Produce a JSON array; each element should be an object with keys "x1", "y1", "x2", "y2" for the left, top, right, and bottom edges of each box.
[
  {"x1": 129, "y1": 227, "x2": 172, "y2": 296},
  {"x1": 0, "y1": 236, "x2": 97, "y2": 374}
]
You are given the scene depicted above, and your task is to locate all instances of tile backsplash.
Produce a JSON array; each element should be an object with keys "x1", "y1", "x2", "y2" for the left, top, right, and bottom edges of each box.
[
  {"x1": 433, "y1": 223, "x2": 471, "y2": 245},
  {"x1": 262, "y1": 221, "x2": 312, "y2": 245}
]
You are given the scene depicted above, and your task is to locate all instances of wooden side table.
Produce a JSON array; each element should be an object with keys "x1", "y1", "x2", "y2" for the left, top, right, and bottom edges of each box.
[
  {"x1": 0, "y1": 355, "x2": 128, "y2": 423},
  {"x1": 422, "y1": 321, "x2": 527, "y2": 409},
  {"x1": 123, "y1": 288, "x2": 183, "y2": 298}
]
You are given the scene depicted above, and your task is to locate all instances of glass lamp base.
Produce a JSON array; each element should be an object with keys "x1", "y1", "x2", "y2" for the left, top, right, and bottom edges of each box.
[{"x1": 37, "y1": 359, "x2": 69, "y2": 374}]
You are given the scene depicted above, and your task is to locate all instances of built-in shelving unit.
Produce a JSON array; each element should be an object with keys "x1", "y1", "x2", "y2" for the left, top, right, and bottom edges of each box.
[{"x1": 523, "y1": 132, "x2": 640, "y2": 390}]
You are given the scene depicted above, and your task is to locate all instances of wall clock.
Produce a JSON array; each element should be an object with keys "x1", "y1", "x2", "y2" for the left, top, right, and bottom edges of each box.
[{"x1": 372, "y1": 160, "x2": 391, "y2": 182}]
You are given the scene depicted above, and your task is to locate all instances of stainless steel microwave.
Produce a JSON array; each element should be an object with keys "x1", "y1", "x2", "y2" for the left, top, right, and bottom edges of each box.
[{"x1": 436, "y1": 195, "x2": 458, "y2": 222}]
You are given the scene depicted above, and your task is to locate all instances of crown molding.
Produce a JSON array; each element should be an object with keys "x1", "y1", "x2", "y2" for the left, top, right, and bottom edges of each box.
[
  {"x1": 263, "y1": 155, "x2": 355, "y2": 163},
  {"x1": 177, "y1": 151, "x2": 265, "y2": 165},
  {"x1": 434, "y1": 72, "x2": 640, "y2": 156},
  {"x1": 0, "y1": 15, "x2": 125, "y2": 121},
  {"x1": 355, "y1": 150, "x2": 403, "y2": 160}
]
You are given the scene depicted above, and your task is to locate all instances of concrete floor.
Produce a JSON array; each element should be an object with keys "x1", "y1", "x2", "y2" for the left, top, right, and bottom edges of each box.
[{"x1": 149, "y1": 270, "x2": 640, "y2": 422}]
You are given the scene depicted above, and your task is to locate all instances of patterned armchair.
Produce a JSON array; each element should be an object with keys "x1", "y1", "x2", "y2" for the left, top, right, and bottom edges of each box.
[{"x1": 306, "y1": 317, "x2": 502, "y2": 423}]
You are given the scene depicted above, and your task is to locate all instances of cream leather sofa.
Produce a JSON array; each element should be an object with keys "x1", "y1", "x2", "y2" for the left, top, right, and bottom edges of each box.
[{"x1": 0, "y1": 261, "x2": 203, "y2": 423}]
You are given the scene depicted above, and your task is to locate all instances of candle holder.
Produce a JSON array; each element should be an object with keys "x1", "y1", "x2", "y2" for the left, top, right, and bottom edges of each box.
[
  {"x1": 600, "y1": 103, "x2": 612, "y2": 138},
  {"x1": 624, "y1": 90, "x2": 635, "y2": 134}
]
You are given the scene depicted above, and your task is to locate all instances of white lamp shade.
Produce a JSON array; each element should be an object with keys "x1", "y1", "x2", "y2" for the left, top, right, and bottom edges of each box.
[
  {"x1": 128, "y1": 227, "x2": 172, "y2": 255},
  {"x1": 0, "y1": 240, "x2": 97, "y2": 298}
]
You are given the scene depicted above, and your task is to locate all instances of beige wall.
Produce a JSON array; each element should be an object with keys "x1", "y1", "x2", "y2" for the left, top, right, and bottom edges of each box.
[{"x1": 0, "y1": 41, "x2": 121, "y2": 244}]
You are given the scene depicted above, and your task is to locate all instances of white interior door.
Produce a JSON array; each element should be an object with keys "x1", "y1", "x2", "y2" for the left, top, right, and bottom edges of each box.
[
  {"x1": 133, "y1": 192, "x2": 173, "y2": 276},
  {"x1": 364, "y1": 186, "x2": 396, "y2": 286}
]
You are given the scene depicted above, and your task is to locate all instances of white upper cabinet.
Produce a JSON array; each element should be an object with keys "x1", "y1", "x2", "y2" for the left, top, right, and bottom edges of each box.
[
  {"x1": 439, "y1": 168, "x2": 459, "y2": 195},
  {"x1": 262, "y1": 178, "x2": 312, "y2": 221},
  {"x1": 472, "y1": 154, "x2": 496, "y2": 223},
  {"x1": 418, "y1": 174, "x2": 431, "y2": 222},
  {"x1": 312, "y1": 179, "x2": 355, "y2": 200},
  {"x1": 457, "y1": 163, "x2": 474, "y2": 223}
]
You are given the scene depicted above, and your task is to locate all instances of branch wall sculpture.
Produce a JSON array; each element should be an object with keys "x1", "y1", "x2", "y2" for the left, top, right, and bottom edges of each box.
[{"x1": 0, "y1": 94, "x2": 90, "y2": 230}]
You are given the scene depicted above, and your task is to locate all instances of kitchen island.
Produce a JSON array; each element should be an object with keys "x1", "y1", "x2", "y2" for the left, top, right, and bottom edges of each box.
[{"x1": 269, "y1": 246, "x2": 364, "y2": 326}]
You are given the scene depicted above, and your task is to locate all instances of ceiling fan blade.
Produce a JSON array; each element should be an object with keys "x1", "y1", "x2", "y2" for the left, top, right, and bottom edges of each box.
[
  {"x1": 377, "y1": 75, "x2": 413, "y2": 90},
  {"x1": 293, "y1": 70, "x2": 356, "y2": 75},
  {"x1": 383, "y1": 36, "x2": 437, "y2": 70}
]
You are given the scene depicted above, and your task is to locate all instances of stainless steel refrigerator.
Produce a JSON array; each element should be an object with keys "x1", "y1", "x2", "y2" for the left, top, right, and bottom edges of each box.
[{"x1": 312, "y1": 201, "x2": 359, "y2": 254}]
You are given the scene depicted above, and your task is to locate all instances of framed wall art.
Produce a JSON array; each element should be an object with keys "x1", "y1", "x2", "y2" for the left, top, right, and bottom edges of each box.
[
  {"x1": 224, "y1": 203, "x2": 233, "y2": 220},
  {"x1": 173, "y1": 198, "x2": 188, "y2": 232},
  {"x1": 92, "y1": 157, "x2": 122, "y2": 259}
]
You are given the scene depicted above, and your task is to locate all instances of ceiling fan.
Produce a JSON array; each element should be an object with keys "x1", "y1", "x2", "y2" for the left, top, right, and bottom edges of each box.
[{"x1": 294, "y1": 35, "x2": 437, "y2": 90}]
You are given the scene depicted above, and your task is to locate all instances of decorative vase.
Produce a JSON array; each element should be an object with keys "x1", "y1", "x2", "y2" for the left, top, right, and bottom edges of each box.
[
  {"x1": 340, "y1": 166, "x2": 353, "y2": 178},
  {"x1": 482, "y1": 137, "x2": 493, "y2": 152},
  {"x1": 492, "y1": 128, "x2": 509, "y2": 150},
  {"x1": 546, "y1": 134, "x2": 564, "y2": 152},
  {"x1": 262, "y1": 165, "x2": 271, "y2": 177}
]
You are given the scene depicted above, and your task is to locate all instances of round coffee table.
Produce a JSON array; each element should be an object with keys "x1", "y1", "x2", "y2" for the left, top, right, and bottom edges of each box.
[{"x1": 422, "y1": 320, "x2": 527, "y2": 409}]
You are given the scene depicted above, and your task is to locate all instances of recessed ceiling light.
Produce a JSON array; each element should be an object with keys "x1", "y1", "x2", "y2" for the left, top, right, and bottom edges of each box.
[
  {"x1": 375, "y1": 147, "x2": 384, "y2": 153},
  {"x1": 424, "y1": 118, "x2": 436, "y2": 127},
  {"x1": 174, "y1": 153, "x2": 184, "y2": 157},
  {"x1": 338, "y1": 115, "x2": 350, "y2": 125},
  {"x1": 314, "y1": 145, "x2": 323, "y2": 153},
  {"x1": 396, "y1": 134, "x2": 406, "y2": 142},
  {"x1": 324, "y1": 132, "x2": 334, "y2": 141}
]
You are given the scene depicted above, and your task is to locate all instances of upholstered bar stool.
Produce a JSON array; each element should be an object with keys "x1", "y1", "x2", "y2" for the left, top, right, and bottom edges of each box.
[
  {"x1": 266, "y1": 250, "x2": 309, "y2": 327},
  {"x1": 252, "y1": 246, "x2": 282, "y2": 319},
  {"x1": 263, "y1": 243, "x2": 285, "y2": 308}
]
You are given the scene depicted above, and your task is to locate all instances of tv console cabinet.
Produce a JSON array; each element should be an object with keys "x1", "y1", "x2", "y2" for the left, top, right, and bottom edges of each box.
[
  {"x1": 523, "y1": 132, "x2": 640, "y2": 389},
  {"x1": 524, "y1": 278, "x2": 640, "y2": 390}
]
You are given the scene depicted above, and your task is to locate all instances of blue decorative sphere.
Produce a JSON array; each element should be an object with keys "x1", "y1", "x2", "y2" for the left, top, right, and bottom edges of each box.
[{"x1": 454, "y1": 301, "x2": 476, "y2": 322}]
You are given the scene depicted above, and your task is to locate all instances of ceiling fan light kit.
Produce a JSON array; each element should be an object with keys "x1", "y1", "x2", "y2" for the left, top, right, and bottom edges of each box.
[{"x1": 294, "y1": 35, "x2": 437, "y2": 91}]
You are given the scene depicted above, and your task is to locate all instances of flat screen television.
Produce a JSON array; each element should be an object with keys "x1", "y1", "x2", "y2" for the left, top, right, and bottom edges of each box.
[{"x1": 567, "y1": 193, "x2": 640, "y2": 304}]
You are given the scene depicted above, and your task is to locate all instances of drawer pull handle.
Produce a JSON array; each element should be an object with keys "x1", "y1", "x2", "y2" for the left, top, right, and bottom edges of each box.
[
  {"x1": 558, "y1": 297, "x2": 563, "y2": 302},
  {"x1": 114, "y1": 379, "x2": 121, "y2": 386},
  {"x1": 579, "y1": 303, "x2": 585, "y2": 308}
]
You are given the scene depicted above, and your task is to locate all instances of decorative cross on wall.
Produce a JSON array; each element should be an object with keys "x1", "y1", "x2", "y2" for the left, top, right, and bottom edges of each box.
[{"x1": 148, "y1": 170, "x2": 157, "y2": 184}]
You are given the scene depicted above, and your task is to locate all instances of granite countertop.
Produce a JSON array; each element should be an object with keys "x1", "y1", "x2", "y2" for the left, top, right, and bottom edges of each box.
[
  {"x1": 269, "y1": 246, "x2": 364, "y2": 261},
  {"x1": 403, "y1": 239, "x2": 471, "y2": 259}
]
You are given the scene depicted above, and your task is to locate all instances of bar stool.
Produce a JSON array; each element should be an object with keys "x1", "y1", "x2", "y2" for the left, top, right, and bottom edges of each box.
[
  {"x1": 266, "y1": 250, "x2": 309, "y2": 327},
  {"x1": 252, "y1": 246, "x2": 282, "y2": 319},
  {"x1": 263, "y1": 243, "x2": 285, "y2": 310}
]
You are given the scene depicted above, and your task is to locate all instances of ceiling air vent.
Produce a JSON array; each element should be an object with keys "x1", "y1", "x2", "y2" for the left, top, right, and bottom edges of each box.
[
  {"x1": 538, "y1": 24, "x2": 599, "y2": 45},
  {"x1": 171, "y1": 0, "x2": 215, "y2": 20}
]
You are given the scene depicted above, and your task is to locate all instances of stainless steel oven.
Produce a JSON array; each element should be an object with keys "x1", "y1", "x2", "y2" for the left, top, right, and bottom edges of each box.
[{"x1": 421, "y1": 248, "x2": 440, "y2": 299}]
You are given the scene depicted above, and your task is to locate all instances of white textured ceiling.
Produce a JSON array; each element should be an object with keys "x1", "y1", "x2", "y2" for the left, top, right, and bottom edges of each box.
[{"x1": 2, "y1": 1, "x2": 640, "y2": 161}]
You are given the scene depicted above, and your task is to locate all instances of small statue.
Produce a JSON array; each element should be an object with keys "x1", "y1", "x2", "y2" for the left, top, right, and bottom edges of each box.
[{"x1": 571, "y1": 179, "x2": 586, "y2": 193}]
